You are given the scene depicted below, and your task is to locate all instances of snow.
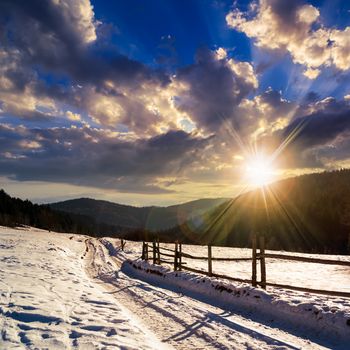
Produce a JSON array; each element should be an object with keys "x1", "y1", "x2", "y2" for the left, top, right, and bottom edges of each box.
[
  {"x1": 1, "y1": 226, "x2": 350, "y2": 349},
  {"x1": 101, "y1": 239, "x2": 350, "y2": 349},
  {"x1": 0, "y1": 226, "x2": 165, "y2": 349},
  {"x1": 124, "y1": 259, "x2": 350, "y2": 346},
  {"x1": 159, "y1": 244, "x2": 350, "y2": 292}
]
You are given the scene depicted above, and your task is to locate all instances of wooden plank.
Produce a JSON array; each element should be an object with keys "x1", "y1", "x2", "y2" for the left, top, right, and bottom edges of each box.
[
  {"x1": 158, "y1": 251, "x2": 175, "y2": 258},
  {"x1": 208, "y1": 245, "x2": 212, "y2": 277},
  {"x1": 263, "y1": 282, "x2": 350, "y2": 298},
  {"x1": 174, "y1": 241, "x2": 178, "y2": 271},
  {"x1": 141, "y1": 241, "x2": 145, "y2": 260},
  {"x1": 214, "y1": 257, "x2": 253, "y2": 261},
  {"x1": 181, "y1": 265, "x2": 210, "y2": 275},
  {"x1": 180, "y1": 251, "x2": 253, "y2": 261},
  {"x1": 157, "y1": 239, "x2": 160, "y2": 265},
  {"x1": 159, "y1": 259, "x2": 173, "y2": 264},
  {"x1": 159, "y1": 246, "x2": 176, "y2": 253},
  {"x1": 179, "y1": 252, "x2": 208, "y2": 260},
  {"x1": 181, "y1": 266, "x2": 252, "y2": 284},
  {"x1": 252, "y1": 234, "x2": 257, "y2": 287},
  {"x1": 260, "y1": 236, "x2": 266, "y2": 290},
  {"x1": 152, "y1": 240, "x2": 156, "y2": 265},
  {"x1": 179, "y1": 243, "x2": 182, "y2": 271},
  {"x1": 211, "y1": 272, "x2": 252, "y2": 284},
  {"x1": 263, "y1": 253, "x2": 350, "y2": 266},
  {"x1": 168, "y1": 260, "x2": 350, "y2": 297}
]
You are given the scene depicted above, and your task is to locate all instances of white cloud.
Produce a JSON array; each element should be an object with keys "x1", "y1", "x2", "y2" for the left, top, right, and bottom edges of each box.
[
  {"x1": 66, "y1": 111, "x2": 81, "y2": 121},
  {"x1": 330, "y1": 27, "x2": 350, "y2": 71},
  {"x1": 226, "y1": 0, "x2": 350, "y2": 79},
  {"x1": 52, "y1": 0, "x2": 98, "y2": 44}
]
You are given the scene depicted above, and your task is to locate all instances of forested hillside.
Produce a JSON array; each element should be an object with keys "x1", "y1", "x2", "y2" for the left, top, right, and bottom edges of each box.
[
  {"x1": 2, "y1": 169, "x2": 350, "y2": 254},
  {"x1": 50, "y1": 197, "x2": 228, "y2": 230},
  {"x1": 0, "y1": 190, "x2": 125, "y2": 236},
  {"x1": 167, "y1": 169, "x2": 350, "y2": 254}
]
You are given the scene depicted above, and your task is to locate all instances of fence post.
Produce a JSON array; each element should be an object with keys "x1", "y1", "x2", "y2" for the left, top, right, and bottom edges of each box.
[
  {"x1": 179, "y1": 243, "x2": 182, "y2": 271},
  {"x1": 260, "y1": 235, "x2": 266, "y2": 289},
  {"x1": 145, "y1": 242, "x2": 148, "y2": 261},
  {"x1": 157, "y1": 238, "x2": 160, "y2": 265},
  {"x1": 141, "y1": 241, "x2": 145, "y2": 260},
  {"x1": 121, "y1": 239, "x2": 125, "y2": 251},
  {"x1": 174, "y1": 241, "x2": 178, "y2": 271},
  {"x1": 252, "y1": 234, "x2": 257, "y2": 287},
  {"x1": 153, "y1": 240, "x2": 156, "y2": 264},
  {"x1": 208, "y1": 245, "x2": 212, "y2": 277}
]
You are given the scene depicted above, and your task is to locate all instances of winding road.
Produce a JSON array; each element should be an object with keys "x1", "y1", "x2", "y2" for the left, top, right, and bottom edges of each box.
[{"x1": 85, "y1": 238, "x2": 338, "y2": 350}]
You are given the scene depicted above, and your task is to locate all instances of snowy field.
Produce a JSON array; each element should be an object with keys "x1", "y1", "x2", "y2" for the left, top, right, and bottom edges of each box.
[
  {"x1": 1, "y1": 226, "x2": 350, "y2": 349},
  {"x1": 155, "y1": 244, "x2": 350, "y2": 292},
  {"x1": 0, "y1": 226, "x2": 165, "y2": 349}
]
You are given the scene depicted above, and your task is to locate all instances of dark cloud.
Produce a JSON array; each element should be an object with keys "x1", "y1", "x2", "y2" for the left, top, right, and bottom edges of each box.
[
  {"x1": 176, "y1": 48, "x2": 257, "y2": 132},
  {"x1": 283, "y1": 98, "x2": 350, "y2": 149},
  {"x1": 0, "y1": 0, "x2": 349, "y2": 196},
  {"x1": 267, "y1": 0, "x2": 304, "y2": 30},
  {"x1": 0, "y1": 0, "x2": 169, "y2": 93},
  {"x1": 0, "y1": 0, "x2": 173, "y2": 136},
  {"x1": 0, "y1": 126, "x2": 211, "y2": 193}
]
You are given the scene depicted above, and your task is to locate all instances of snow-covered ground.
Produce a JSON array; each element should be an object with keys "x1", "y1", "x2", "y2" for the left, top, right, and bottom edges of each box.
[
  {"x1": 157, "y1": 244, "x2": 350, "y2": 292},
  {"x1": 0, "y1": 226, "x2": 166, "y2": 349},
  {"x1": 1, "y1": 226, "x2": 350, "y2": 349}
]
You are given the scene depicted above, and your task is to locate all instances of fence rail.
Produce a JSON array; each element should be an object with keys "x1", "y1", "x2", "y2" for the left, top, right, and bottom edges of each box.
[
  {"x1": 140, "y1": 237, "x2": 350, "y2": 298},
  {"x1": 180, "y1": 251, "x2": 253, "y2": 261},
  {"x1": 262, "y1": 253, "x2": 350, "y2": 266}
]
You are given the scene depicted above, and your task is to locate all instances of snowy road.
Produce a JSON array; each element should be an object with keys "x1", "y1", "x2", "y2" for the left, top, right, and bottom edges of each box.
[
  {"x1": 86, "y1": 238, "x2": 347, "y2": 349},
  {"x1": 0, "y1": 226, "x2": 348, "y2": 349}
]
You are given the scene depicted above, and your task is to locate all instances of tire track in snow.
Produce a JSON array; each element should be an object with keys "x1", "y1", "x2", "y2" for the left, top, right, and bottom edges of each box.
[{"x1": 86, "y1": 239, "x2": 331, "y2": 350}]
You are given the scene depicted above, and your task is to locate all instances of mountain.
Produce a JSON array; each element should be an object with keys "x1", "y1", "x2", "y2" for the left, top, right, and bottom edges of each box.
[
  {"x1": 0, "y1": 189, "x2": 125, "y2": 236},
  {"x1": 173, "y1": 169, "x2": 350, "y2": 254},
  {"x1": 4, "y1": 169, "x2": 350, "y2": 254},
  {"x1": 50, "y1": 197, "x2": 228, "y2": 231}
]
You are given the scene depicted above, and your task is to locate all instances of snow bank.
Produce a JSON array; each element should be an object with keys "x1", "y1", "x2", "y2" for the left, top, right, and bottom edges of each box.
[{"x1": 123, "y1": 259, "x2": 350, "y2": 343}]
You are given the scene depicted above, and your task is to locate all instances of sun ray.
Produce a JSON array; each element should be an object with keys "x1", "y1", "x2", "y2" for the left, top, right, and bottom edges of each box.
[{"x1": 270, "y1": 120, "x2": 306, "y2": 163}]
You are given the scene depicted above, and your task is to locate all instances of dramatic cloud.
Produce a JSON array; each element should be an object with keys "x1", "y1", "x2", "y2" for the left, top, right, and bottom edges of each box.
[
  {"x1": 0, "y1": 125, "x2": 213, "y2": 193},
  {"x1": 282, "y1": 97, "x2": 350, "y2": 149},
  {"x1": 235, "y1": 88, "x2": 297, "y2": 140},
  {"x1": 175, "y1": 48, "x2": 258, "y2": 132},
  {"x1": 0, "y1": 0, "x2": 167, "y2": 93},
  {"x1": 0, "y1": 0, "x2": 349, "y2": 201},
  {"x1": 226, "y1": 0, "x2": 350, "y2": 78},
  {"x1": 0, "y1": 0, "x2": 98, "y2": 46},
  {"x1": 257, "y1": 96, "x2": 350, "y2": 171}
]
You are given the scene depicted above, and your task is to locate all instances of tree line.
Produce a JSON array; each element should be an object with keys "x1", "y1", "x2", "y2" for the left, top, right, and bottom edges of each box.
[
  {"x1": 1, "y1": 169, "x2": 350, "y2": 254},
  {"x1": 0, "y1": 189, "x2": 125, "y2": 237},
  {"x1": 125, "y1": 169, "x2": 350, "y2": 254}
]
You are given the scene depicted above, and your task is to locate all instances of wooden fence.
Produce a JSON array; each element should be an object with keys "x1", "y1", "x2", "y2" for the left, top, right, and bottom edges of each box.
[{"x1": 140, "y1": 235, "x2": 350, "y2": 298}]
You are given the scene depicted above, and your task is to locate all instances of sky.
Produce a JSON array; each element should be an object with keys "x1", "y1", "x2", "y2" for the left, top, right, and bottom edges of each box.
[{"x1": 0, "y1": 0, "x2": 349, "y2": 206}]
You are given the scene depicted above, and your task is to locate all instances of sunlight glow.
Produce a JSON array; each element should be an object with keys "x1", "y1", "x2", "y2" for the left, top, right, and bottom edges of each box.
[{"x1": 245, "y1": 156, "x2": 276, "y2": 187}]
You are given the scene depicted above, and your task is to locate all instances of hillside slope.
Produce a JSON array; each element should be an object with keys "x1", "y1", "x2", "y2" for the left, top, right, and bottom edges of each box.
[
  {"x1": 177, "y1": 169, "x2": 350, "y2": 254},
  {"x1": 0, "y1": 189, "x2": 125, "y2": 236},
  {"x1": 50, "y1": 197, "x2": 228, "y2": 231}
]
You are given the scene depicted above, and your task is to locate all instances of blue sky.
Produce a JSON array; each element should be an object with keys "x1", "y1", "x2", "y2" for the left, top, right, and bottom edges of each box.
[
  {"x1": 0, "y1": 0, "x2": 349, "y2": 205},
  {"x1": 91, "y1": 0, "x2": 350, "y2": 97}
]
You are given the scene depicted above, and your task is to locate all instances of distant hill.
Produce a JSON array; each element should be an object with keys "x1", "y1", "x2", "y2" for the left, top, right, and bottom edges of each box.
[
  {"x1": 4, "y1": 169, "x2": 350, "y2": 254},
  {"x1": 170, "y1": 169, "x2": 350, "y2": 254},
  {"x1": 0, "y1": 189, "x2": 126, "y2": 236},
  {"x1": 50, "y1": 197, "x2": 228, "y2": 231}
]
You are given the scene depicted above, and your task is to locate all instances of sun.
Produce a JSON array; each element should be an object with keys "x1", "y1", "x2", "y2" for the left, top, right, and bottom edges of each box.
[{"x1": 245, "y1": 156, "x2": 276, "y2": 187}]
